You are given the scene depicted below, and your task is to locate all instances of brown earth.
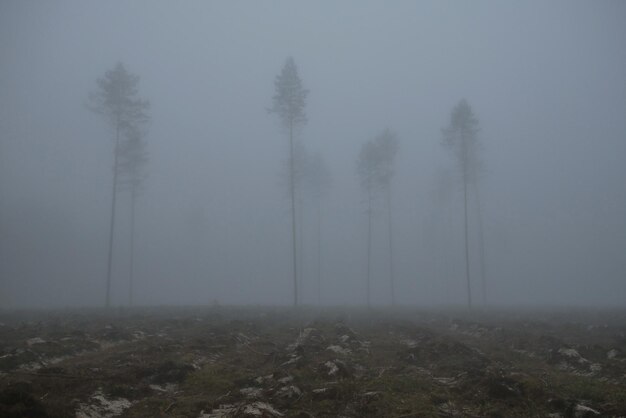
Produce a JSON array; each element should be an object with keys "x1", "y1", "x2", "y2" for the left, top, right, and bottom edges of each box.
[{"x1": 0, "y1": 307, "x2": 625, "y2": 417}]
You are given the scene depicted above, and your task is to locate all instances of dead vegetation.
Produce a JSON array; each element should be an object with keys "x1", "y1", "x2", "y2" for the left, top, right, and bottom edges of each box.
[{"x1": 0, "y1": 307, "x2": 625, "y2": 417}]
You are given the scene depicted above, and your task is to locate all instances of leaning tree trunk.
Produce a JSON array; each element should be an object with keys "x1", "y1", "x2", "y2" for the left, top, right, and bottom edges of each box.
[
  {"x1": 288, "y1": 120, "x2": 298, "y2": 306},
  {"x1": 105, "y1": 121, "x2": 121, "y2": 308}
]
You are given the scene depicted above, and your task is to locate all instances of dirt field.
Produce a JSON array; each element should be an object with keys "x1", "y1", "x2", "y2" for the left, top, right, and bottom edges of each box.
[{"x1": 0, "y1": 307, "x2": 625, "y2": 417}]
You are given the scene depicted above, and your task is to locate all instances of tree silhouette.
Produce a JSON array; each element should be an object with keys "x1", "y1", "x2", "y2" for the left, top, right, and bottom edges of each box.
[
  {"x1": 357, "y1": 129, "x2": 398, "y2": 307},
  {"x1": 88, "y1": 62, "x2": 149, "y2": 308},
  {"x1": 442, "y1": 99, "x2": 480, "y2": 309},
  {"x1": 269, "y1": 57, "x2": 308, "y2": 306},
  {"x1": 374, "y1": 129, "x2": 399, "y2": 305}
]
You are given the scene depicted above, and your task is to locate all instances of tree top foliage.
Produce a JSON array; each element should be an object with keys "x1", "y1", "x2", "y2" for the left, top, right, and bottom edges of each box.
[
  {"x1": 357, "y1": 128, "x2": 399, "y2": 192},
  {"x1": 441, "y1": 99, "x2": 481, "y2": 180},
  {"x1": 88, "y1": 62, "x2": 150, "y2": 130},
  {"x1": 270, "y1": 56, "x2": 308, "y2": 129}
]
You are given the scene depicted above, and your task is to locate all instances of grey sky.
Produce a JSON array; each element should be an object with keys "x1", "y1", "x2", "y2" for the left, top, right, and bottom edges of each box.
[{"x1": 1, "y1": 1, "x2": 625, "y2": 307}]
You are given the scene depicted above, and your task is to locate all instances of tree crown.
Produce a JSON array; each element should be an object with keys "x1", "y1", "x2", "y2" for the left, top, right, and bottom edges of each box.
[
  {"x1": 442, "y1": 99, "x2": 481, "y2": 180},
  {"x1": 357, "y1": 128, "x2": 399, "y2": 192},
  {"x1": 270, "y1": 56, "x2": 308, "y2": 129},
  {"x1": 88, "y1": 62, "x2": 150, "y2": 131}
]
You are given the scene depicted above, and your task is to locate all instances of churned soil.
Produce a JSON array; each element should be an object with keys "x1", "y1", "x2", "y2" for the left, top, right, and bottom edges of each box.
[{"x1": 0, "y1": 306, "x2": 625, "y2": 417}]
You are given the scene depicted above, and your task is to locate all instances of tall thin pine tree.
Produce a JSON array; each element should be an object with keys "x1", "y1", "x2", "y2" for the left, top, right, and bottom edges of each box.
[
  {"x1": 270, "y1": 57, "x2": 308, "y2": 307},
  {"x1": 88, "y1": 62, "x2": 149, "y2": 308},
  {"x1": 442, "y1": 99, "x2": 480, "y2": 309}
]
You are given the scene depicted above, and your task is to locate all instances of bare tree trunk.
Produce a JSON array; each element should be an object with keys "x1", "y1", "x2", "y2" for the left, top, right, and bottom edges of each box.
[
  {"x1": 461, "y1": 128, "x2": 472, "y2": 309},
  {"x1": 289, "y1": 120, "x2": 298, "y2": 306},
  {"x1": 298, "y1": 196, "x2": 304, "y2": 302},
  {"x1": 463, "y1": 175, "x2": 472, "y2": 309},
  {"x1": 366, "y1": 185, "x2": 372, "y2": 308},
  {"x1": 474, "y1": 181, "x2": 487, "y2": 307},
  {"x1": 317, "y1": 199, "x2": 322, "y2": 305},
  {"x1": 105, "y1": 122, "x2": 120, "y2": 308},
  {"x1": 128, "y1": 188, "x2": 136, "y2": 307},
  {"x1": 386, "y1": 187, "x2": 395, "y2": 306}
]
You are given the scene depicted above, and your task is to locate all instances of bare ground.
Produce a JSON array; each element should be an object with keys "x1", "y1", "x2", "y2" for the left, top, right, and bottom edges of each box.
[{"x1": 0, "y1": 306, "x2": 625, "y2": 417}]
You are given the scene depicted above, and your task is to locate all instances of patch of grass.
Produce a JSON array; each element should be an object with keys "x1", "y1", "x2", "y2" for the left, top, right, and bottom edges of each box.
[
  {"x1": 552, "y1": 373, "x2": 626, "y2": 404},
  {"x1": 355, "y1": 374, "x2": 441, "y2": 416},
  {"x1": 184, "y1": 363, "x2": 248, "y2": 396}
]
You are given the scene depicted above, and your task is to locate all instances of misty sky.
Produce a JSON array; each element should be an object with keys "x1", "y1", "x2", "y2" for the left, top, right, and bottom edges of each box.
[{"x1": 1, "y1": 1, "x2": 625, "y2": 308}]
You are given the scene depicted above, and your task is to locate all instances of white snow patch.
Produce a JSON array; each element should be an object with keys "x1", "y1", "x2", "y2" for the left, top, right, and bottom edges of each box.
[
  {"x1": 280, "y1": 355, "x2": 301, "y2": 367},
  {"x1": 27, "y1": 337, "x2": 46, "y2": 346},
  {"x1": 312, "y1": 388, "x2": 329, "y2": 395},
  {"x1": 574, "y1": 404, "x2": 600, "y2": 416},
  {"x1": 240, "y1": 387, "x2": 263, "y2": 399},
  {"x1": 326, "y1": 345, "x2": 351, "y2": 355},
  {"x1": 324, "y1": 361, "x2": 339, "y2": 376},
  {"x1": 149, "y1": 383, "x2": 178, "y2": 393},
  {"x1": 276, "y1": 385, "x2": 301, "y2": 399},
  {"x1": 242, "y1": 402, "x2": 283, "y2": 416},
  {"x1": 434, "y1": 376, "x2": 458, "y2": 386},
  {"x1": 558, "y1": 348, "x2": 588, "y2": 363},
  {"x1": 287, "y1": 328, "x2": 317, "y2": 351},
  {"x1": 76, "y1": 389, "x2": 132, "y2": 418},
  {"x1": 277, "y1": 375, "x2": 293, "y2": 384}
]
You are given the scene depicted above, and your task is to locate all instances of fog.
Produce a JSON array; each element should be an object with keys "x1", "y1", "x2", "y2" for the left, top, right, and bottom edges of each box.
[{"x1": 1, "y1": 1, "x2": 625, "y2": 308}]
